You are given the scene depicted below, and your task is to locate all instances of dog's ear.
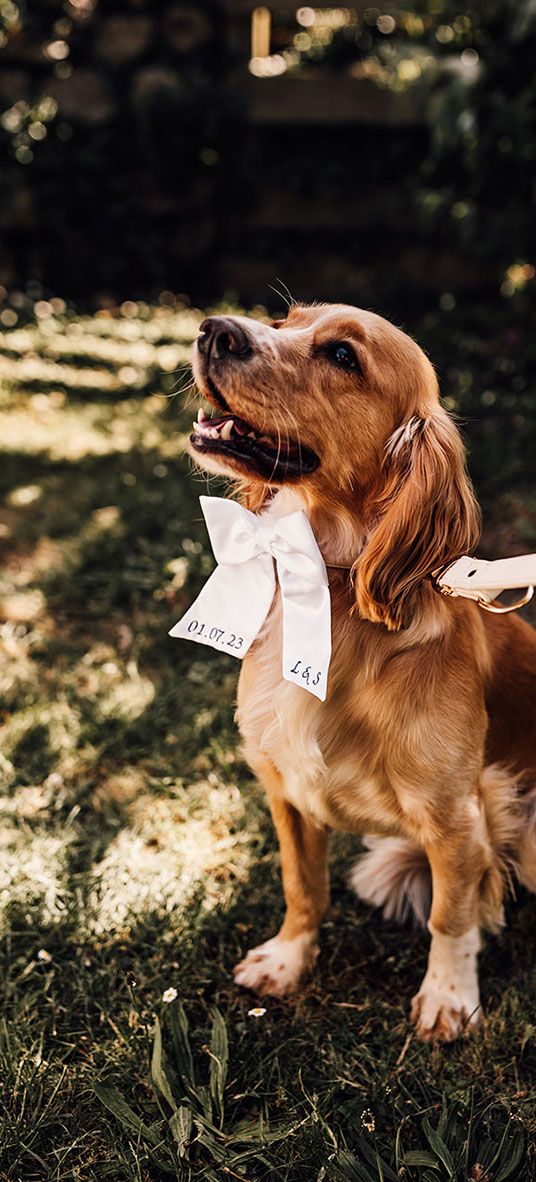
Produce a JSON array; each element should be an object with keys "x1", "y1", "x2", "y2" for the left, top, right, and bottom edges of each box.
[{"x1": 354, "y1": 412, "x2": 480, "y2": 631}]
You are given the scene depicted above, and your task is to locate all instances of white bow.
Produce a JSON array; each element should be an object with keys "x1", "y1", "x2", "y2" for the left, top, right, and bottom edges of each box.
[{"x1": 169, "y1": 496, "x2": 332, "y2": 700}]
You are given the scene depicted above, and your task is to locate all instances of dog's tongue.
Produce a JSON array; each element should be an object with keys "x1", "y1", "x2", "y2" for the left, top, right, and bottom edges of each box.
[{"x1": 231, "y1": 419, "x2": 249, "y2": 435}]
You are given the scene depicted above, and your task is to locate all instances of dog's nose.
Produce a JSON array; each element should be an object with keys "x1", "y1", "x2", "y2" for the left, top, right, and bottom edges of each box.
[{"x1": 198, "y1": 316, "x2": 251, "y2": 359}]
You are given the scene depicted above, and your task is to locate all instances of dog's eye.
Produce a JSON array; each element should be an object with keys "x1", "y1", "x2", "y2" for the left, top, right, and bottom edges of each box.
[{"x1": 325, "y1": 341, "x2": 359, "y2": 371}]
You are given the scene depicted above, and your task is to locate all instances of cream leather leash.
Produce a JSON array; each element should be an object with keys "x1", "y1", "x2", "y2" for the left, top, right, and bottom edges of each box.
[{"x1": 431, "y1": 553, "x2": 536, "y2": 614}]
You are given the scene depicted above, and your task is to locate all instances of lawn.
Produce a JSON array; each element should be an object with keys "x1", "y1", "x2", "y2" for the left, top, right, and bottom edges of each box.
[{"x1": 0, "y1": 296, "x2": 535, "y2": 1181}]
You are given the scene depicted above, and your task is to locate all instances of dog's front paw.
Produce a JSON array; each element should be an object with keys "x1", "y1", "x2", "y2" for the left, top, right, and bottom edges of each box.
[
  {"x1": 410, "y1": 981, "x2": 481, "y2": 1042},
  {"x1": 411, "y1": 924, "x2": 482, "y2": 1042},
  {"x1": 234, "y1": 932, "x2": 318, "y2": 997}
]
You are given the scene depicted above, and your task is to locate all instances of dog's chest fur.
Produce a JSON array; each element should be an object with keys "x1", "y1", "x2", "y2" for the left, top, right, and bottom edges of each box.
[{"x1": 235, "y1": 491, "x2": 413, "y2": 834}]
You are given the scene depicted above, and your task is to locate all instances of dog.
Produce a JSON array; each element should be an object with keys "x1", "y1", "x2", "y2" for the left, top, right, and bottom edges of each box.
[{"x1": 188, "y1": 302, "x2": 536, "y2": 1041}]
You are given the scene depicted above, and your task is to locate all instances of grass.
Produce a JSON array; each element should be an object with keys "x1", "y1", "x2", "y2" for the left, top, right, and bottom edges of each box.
[{"x1": 0, "y1": 294, "x2": 535, "y2": 1181}]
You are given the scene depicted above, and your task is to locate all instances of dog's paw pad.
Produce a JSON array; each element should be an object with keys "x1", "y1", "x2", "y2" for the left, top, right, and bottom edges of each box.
[{"x1": 234, "y1": 933, "x2": 318, "y2": 997}]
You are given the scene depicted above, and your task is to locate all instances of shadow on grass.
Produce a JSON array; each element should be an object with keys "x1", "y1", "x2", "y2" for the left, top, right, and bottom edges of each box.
[{"x1": 10, "y1": 722, "x2": 56, "y2": 787}]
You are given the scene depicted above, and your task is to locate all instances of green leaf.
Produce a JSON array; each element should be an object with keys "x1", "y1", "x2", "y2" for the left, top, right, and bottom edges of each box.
[
  {"x1": 475, "y1": 1138, "x2": 497, "y2": 1170},
  {"x1": 209, "y1": 1007, "x2": 228, "y2": 1126},
  {"x1": 332, "y1": 1151, "x2": 375, "y2": 1182},
  {"x1": 520, "y1": 1023, "x2": 535, "y2": 1052},
  {"x1": 93, "y1": 1082, "x2": 161, "y2": 1146},
  {"x1": 210, "y1": 1007, "x2": 228, "y2": 1069},
  {"x1": 437, "y1": 1096, "x2": 449, "y2": 1141},
  {"x1": 493, "y1": 1131, "x2": 526, "y2": 1182},
  {"x1": 194, "y1": 1122, "x2": 229, "y2": 1163},
  {"x1": 198, "y1": 1084, "x2": 214, "y2": 1121},
  {"x1": 230, "y1": 1119, "x2": 292, "y2": 1145},
  {"x1": 151, "y1": 1017, "x2": 178, "y2": 1111},
  {"x1": 355, "y1": 1135, "x2": 398, "y2": 1181},
  {"x1": 169, "y1": 1105, "x2": 193, "y2": 1157},
  {"x1": 403, "y1": 1149, "x2": 441, "y2": 1168},
  {"x1": 169, "y1": 1002, "x2": 196, "y2": 1090},
  {"x1": 422, "y1": 1117, "x2": 456, "y2": 1178}
]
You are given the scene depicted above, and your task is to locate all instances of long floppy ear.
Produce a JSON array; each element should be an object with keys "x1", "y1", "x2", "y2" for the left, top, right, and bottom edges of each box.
[{"x1": 355, "y1": 412, "x2": 481, "y2": 631}]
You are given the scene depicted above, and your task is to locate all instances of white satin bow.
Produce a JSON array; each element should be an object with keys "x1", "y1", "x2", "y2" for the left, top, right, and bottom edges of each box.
[{"x1": 169, "y1": 496, "x2": 332, "y2": 700}]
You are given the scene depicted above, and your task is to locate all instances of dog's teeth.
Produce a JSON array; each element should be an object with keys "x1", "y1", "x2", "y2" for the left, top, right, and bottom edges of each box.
[
  {"x1": 220, "y1": 419, "x2": 233, "y2": 440},
  {"x1": 208, "y1": 427, "x2": 220, "y2": 438},
  {"x1": 197, "y1": 407, "x2": 208, "y2": 423},
  {"x1": 247, "y1": 431, "x2": 256, "y2": 438}
]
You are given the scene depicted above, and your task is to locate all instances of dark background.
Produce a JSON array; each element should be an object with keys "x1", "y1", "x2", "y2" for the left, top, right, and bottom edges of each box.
[{"x1": 1, "y1": 0, "x2": 535, "y2": 310}]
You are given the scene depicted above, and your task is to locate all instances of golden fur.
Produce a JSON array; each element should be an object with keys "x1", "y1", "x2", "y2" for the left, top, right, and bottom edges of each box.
[{"x1": 189, "y1": 303, "x2": 536, "y2": 1041}]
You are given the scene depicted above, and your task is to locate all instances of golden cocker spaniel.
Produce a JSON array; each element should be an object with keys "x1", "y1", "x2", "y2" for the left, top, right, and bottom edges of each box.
[{"x1": 187, "y1": 302, "x2": 536, "y2": 1042}]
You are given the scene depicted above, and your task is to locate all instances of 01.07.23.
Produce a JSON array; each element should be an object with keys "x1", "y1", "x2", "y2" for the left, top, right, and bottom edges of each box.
[{"x1": 187, "y1": 619, "x2": 244, "y2": 650}]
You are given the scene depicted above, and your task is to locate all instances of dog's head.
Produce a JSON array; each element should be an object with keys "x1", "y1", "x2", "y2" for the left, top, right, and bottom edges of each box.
[{"x1": 189, "y1": 303, "x2": 480, "y2": 630}]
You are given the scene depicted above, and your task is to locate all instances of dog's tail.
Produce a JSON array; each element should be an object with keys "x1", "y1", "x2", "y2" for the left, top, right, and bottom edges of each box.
[
  {"x1": 350, "y1": 764, "x2": 534, "y2": 930},
  {"x1": 349, "y1": 835, "x2": 431, "y2": 928},
  {"x1": 517, "y1": 782, "x2": 536, "y2": 892}
]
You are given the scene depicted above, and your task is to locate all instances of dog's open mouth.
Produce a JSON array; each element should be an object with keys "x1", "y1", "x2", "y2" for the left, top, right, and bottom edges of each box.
[{"x1": 190, "y1": 407, "x2": 319, "y2": 482}]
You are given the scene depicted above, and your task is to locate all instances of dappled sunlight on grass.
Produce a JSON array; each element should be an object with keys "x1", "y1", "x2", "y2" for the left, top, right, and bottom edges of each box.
[
  {"x1": 74, "y1": 652, "x2": 156, "y2": 724},
  {"x1": 0, "y1": 302, "x2": 260, "y2": 973},
  {"x1": 0, "y1": 822, "x2": 74, "y2": 934},
  {"x1": 0, "y1": 769, "x2": 252, "y2": 941},
  {"x1": 0, "y1": 392, "x2": 182, "y2": 462},
  {"x1": 85, "y1": 778, "x2": 251, "y2": 937}
]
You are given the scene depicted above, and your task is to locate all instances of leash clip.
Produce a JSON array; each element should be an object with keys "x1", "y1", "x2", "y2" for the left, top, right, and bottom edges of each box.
[
  {"x1": 476, "y1": 586, "x2": 534, "y2": 614},
  {"x1": 430, "y1": 560, "x2": 460, "y2": 598},
  {"x1": 431, "y1": 560, "x2": 534, "y2": 614}
]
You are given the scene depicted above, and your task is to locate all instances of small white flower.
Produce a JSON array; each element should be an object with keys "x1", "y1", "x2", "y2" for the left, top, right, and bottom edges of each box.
[
  {"x1": 162, "y1": 987, "x2": 178, "y2": 1004},
  {"x1": 37, "y1": 949, "x2": 52, "y2": 963},
  {"x1": 361, "y1": 1109, "x2": 375, "y2": 1133},
  {"x1": 247, "y1": 1006, "x2": 267, "y2": 1018}
]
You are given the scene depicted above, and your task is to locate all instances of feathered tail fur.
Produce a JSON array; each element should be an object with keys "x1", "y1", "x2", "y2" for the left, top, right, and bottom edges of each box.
[{"x1": 350, "y1": 764, "x2": 536, "y2": 930}]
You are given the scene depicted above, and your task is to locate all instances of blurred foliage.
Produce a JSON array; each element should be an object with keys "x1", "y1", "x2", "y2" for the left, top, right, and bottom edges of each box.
[
  {"x1": 0, "y1": 1, "x2": 534, "y2": 302},
  {"x1": 280, "y1": 0, "x2": 536, "y2": 275},
  {"x1": 0, "y1": 0, "x2": 236, "y2": 296}
]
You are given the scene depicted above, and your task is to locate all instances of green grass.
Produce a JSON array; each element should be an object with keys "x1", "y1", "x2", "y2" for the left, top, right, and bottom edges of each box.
[{"x1": 0, "y1": 296, "x2": 535, "y2": 1181}]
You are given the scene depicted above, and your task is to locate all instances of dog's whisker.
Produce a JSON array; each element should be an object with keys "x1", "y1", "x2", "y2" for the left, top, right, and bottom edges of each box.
[
  {"x1": 281, "y1": 401, "x2": 304, "y2": 466},
  {"x1": 162, "y1": 382, "x2": 194, "y2": 402},
  {"x1": 170, "y1": 365, "x2": 195, "y2": 392},
  {"x1": 269, "y1": 277, "x2": 296, "y2": 310},
  {"x1": 268, "y1": 284, "x2": 291, "y2": 311},
  {"x1": 269, "y1": 404, "x2": 284, "y2": 483},
  {"x1": 182, "y1": 388, "x2": 200, "y2": 412}
]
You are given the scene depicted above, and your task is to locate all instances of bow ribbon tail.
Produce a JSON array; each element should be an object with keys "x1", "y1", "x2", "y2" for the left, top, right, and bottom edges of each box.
[
  {"x1": 277, "y1": 567, "x2": 332, "y2": 701},
  {"x1": 169, "y1": 556, "x2": 276, "y2": 659}
]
